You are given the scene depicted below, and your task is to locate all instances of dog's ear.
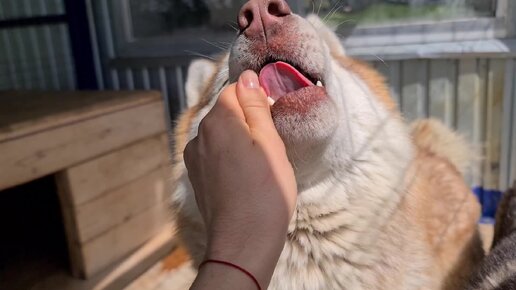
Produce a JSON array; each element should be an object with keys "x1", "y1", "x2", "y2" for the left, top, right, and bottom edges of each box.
[
  {"x1": 185, "y1": 59, "x2": 217, "y2": 108},
  {"x1": 306, "y1": 14, "x2": 346, "y2": 56}
]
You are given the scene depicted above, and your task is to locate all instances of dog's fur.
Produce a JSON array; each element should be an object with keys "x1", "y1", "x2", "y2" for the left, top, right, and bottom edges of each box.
[
  {"x1": 466, "y1": 184, "x2": 516, "y2": 290},
  {"x1": 171, "y1": 13, "x2": 483, "y2": 289}
]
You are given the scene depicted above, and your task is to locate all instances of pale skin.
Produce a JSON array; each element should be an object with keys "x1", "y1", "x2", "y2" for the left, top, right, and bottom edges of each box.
[{"x1": 185, "y1": 70, "x2": 297, "y2": 290}]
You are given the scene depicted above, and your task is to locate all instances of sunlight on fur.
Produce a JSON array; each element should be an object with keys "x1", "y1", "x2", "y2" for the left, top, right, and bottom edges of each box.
[{"x1": 171, "y1": 9, "x2": 483, "y2": 290}]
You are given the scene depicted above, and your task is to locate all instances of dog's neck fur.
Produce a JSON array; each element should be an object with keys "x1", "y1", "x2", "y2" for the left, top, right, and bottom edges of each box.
[
  {"x1": 177, "y1": 26, "x2": 419, "y2": 289},
  {"x1": 174, "y1": 13, "x2": 484, "y2": 290},
  {"x1": 292, "y1": 61, "x2": 414, "y2": 225},
  {"x1": 276, "y1": 61, "x2": 416, "y2": 282}
]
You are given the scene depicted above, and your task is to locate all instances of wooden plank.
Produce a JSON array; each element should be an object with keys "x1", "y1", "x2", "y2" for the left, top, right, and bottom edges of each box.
[
  {"x1": 126, "y1": 246, "x2": 194, "y2": 290},
  {"x1": 62, "y1": 134, "x2": 169, "y2": 206},
  {"x1": 0, "y1": 101, "x2": 166, "y2": 191},
  {"x1": 31, "y1": 226, "x2": 175, "y2": 290},
  {"x1": 429, "y1": 59, "x2": 456, "y2": 127},
  {"x1": 75, "y1": 167, "x2": 169, "y2": 243},
  {"x1": 82, "y1": 203, "x2": 169, "y2": 277},
  {"x1": 92, "y1": 225, "x2": 176, "y2": 290},
  {"x1": 483, "y1": 59, "x2": 505, "y2": 190},
  {"x1": 56, "y1": 173, "x2": 86, "y2": 278},
  {"x1": 401, "y1": 60, "x2": 428, "y2": 121},
  {"x1": 0, "y1": 91, "x2": 161, "y2": 142}
]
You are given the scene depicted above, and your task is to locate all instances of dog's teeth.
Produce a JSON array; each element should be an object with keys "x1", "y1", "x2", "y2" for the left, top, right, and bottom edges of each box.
[
  {"x1": 267, "y1": 96, "x2": 275, "y2": 106},
  {"x1": 316, "y1": 80, "x2": 323, "y2": 87}
]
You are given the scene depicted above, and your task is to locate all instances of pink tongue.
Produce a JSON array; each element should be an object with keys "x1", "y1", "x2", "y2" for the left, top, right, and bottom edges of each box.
[{"x1": 259, "y1": 61, "x2": 313, "y2": 101}]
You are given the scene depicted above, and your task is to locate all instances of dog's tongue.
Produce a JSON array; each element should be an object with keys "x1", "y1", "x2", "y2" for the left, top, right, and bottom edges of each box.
[{"x1": 259, "y1": 61, "x2": 313, "y2": 101}]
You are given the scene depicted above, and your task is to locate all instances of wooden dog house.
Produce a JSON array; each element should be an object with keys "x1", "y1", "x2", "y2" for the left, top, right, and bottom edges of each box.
[{"x1": 0, "y1": 91, "x2": 174, "y2": 289}]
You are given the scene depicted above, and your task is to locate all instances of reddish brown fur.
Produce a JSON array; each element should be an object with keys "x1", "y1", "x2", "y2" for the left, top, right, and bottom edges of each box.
[{"x1": 404, "y1": 148, "x2": 483, "y2": 289}]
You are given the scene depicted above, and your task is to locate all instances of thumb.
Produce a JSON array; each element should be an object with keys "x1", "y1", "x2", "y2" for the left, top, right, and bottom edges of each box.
[{"x1": 236, "y1": 70, "x2": 274, "y2": 131}]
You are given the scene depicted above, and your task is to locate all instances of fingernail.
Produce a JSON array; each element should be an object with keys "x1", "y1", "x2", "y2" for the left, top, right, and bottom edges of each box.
[{"x1": 240, "y1": 70, "x2": 259, "y2": 89}]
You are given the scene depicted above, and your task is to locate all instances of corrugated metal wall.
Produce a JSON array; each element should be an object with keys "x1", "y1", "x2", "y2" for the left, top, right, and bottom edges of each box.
[
  {"x1": 109, "y1": 62, "x2": 189, "y2": 117},
  {"x1": 370, "y1": 57, "x2": 514, "y2": 218},
  {"x1": 0, "y1": 0, "x2": 64, "y2": 18},
  {"x1": 89, "y1": 0, "x2": 188, "y2": 118},
  {"x1": 501, "y1": 59, "x2": 516, "y2": 191},
  {"x1": 372, "y1": 58, "x2": 506, "y2": 189},
  {"x1": 0, "y1": 0, "x2": 76, "y2": 90}
]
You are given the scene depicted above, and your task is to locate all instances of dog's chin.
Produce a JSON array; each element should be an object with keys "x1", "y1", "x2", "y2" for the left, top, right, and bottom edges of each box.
[{"x1": 271, "y1": 86, "x2": 338, "y2": 169}]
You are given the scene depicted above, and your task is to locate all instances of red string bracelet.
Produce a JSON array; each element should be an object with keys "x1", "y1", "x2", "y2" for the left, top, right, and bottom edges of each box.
[{"x1": 199, "y1": 259, "x2": 262, "y2": 290}]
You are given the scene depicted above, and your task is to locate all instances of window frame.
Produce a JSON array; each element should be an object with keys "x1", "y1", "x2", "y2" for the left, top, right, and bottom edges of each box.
[
  {"x1": 107, "y1": 0, "x2": 516, "y2": 59},
  {"x1": 342, "y1": 0, "x2": 513, "y2": 48},
  {"x1": 108, "y1": 0, "x2": 240, "y2": 58}
]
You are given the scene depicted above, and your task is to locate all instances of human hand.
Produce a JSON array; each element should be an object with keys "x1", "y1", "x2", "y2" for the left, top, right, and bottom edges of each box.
[{"x1": 184, "y1": 70, "x2": 297, "y2": 289}]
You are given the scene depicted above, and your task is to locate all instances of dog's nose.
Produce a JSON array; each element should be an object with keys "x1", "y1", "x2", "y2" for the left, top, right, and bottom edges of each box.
[{"x1": 238, "y1": 0, "x2": 291, "y2": 37}]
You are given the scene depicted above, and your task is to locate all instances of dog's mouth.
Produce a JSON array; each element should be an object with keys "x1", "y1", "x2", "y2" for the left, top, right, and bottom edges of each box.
[{"x1": 258, "y1": 60, "x2": 325, "y2": 104}]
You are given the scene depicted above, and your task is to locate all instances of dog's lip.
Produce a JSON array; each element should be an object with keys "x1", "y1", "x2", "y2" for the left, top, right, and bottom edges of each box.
[{"x1": 271, "y1": 85, "x2": 328, "y2": 115}]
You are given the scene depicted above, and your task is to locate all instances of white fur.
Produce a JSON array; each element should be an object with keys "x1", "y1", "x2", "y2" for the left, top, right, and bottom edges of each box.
[
  {"x1": 185, "y1": 58, "x2": 217, "y2": 107},
  {"x1": 174, "y1": 15, "x2": 444, "y2": 290}
]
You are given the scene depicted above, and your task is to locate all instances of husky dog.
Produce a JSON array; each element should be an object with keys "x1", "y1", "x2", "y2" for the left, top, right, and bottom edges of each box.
[
  {"x1": 466, "y1": 185, "x2": 516, "y2": 290},
  {"x1": 171, "y1": 0, "x2": 484, "y2": 288}
]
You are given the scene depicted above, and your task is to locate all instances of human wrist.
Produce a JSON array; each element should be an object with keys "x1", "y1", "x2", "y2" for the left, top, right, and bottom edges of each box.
[
  {"x1": 204, "y1": 220, "x2": 288, "y2": 288},
  {"x1": 192, "y1": 260, "x2": 260, "y2": 290}
]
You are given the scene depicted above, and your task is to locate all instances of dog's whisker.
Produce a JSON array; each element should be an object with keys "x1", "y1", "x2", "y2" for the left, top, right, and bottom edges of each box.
[
  {"x1": 316, "y1": 0, "x2": 323, "y2": 17},
  {"x1": 184, "y1": 50, "x2": 216, "y2": 61},
  {"x1": 201, "y1": 39, "x2": 229, "y2": 51},
  {"x1": 322, "y1": 2, "x2": 341, "y2": 23},
  {"x1": 226, "y1": 22, "x2": 239, "y2": 32},
  {"x1": 335, "y1": 18, "x2": 357, "y2": 29},
  {"x1": 371, "y1": 54, "x2": 387, "y2": 67},
  {"x1": 325, "y1": 5, "x2": 343, "y2": 23}
]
